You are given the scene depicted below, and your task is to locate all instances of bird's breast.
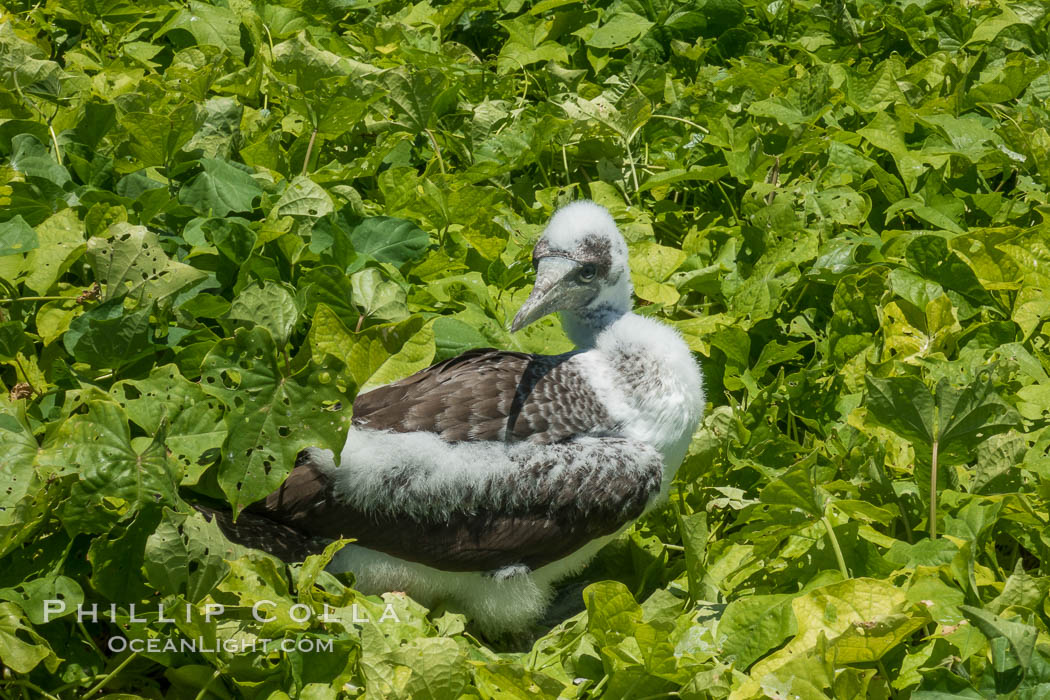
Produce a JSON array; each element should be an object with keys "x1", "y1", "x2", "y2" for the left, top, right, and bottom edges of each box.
[{"x1": 574, "y1": 346, "x2": 703, "y2": 464}]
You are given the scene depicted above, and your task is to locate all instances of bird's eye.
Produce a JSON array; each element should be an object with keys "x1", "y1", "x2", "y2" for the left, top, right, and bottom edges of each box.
[{"x1": 578, "y1": 263, "x2": 597, "y2": 282}]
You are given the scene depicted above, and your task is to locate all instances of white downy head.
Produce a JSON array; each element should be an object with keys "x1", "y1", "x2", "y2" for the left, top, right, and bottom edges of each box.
[{"x1": 511, "y1": 201, "x2": 633, "y2": 346}]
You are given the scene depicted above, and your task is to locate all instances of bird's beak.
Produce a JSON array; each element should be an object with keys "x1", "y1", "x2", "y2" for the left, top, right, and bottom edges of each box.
[{"x1": 510, "y1": 257, "x2": 581, "y2": 332}]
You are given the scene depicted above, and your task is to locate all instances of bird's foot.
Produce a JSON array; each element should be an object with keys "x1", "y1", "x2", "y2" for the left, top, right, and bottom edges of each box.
[{"x1": 485, "y1": 564, "x2": 531, "y2": 581}]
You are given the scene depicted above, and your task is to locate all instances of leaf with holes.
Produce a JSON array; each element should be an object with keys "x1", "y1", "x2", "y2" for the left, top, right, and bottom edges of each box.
[
  {"x1": 309, "y1": 305, "x2": 434, "y2": 392},
  {"x1": 273, "y1": 175, "x2": 334, "y2": 220},
  {"x1": 110, "y1": 365, "x2": 227, "y2": 484},
  {"x1": 87, "y1": 223, "x2": 207, "y2": 305},
  {"x1": 200, "y1": 327, "x2": 348, "y2": 513},
  {"x1": 0, "y1": 402, "x2": 72, "y2": 557},
  {"x1": 57, "y1": 401, "x2": 180, "y2": 535},
  {"x1": 583, "y1": 12, "x2": 654, "y2": 49},
  {"x1": 934, "y1": 374, "x2": 1023, "y2": 466},
  {"x1": 144, "y1": 508, "x2": 232, "y2": 602},
  {"x1": 0, "y1": 602, "x2": 59, "y2": 674}
]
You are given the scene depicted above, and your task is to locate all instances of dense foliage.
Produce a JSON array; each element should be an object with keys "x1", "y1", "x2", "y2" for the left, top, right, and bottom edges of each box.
[{"x1": 1, "y1": 0, "x2": 1049, "y2": 696}]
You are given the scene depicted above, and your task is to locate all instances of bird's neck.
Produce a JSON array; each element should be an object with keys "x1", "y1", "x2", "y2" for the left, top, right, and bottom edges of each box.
[{"x1": 560, "y1": 305, "x2": 631, "y2": 347}]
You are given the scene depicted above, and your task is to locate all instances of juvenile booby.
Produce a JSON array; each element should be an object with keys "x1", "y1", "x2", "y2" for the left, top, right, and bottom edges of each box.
[{"x1": 204, "y1": 201, "x2": 705, "y2": 635}]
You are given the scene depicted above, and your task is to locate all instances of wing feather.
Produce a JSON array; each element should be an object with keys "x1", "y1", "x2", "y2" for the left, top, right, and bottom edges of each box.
[{"x1": 352, "y1": 349, "x2": 616, "y2": 443}]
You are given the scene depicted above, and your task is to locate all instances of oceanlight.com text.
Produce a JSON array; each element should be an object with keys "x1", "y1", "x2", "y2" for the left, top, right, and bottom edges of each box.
[{"x1": 106, "y1": 636, "x2": 334, "y2": 654}]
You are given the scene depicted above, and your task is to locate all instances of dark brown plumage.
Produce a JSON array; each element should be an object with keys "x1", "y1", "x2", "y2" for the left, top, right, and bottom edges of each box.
[{"x1": 351, "y1": 348, "x2": 617, "y2": 443}]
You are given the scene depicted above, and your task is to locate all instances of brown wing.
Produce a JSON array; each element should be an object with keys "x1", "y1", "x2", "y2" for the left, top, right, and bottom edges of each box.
[
  {"x1": 222, "y1": 441, "x2": 662, "y2": 572},
  {"x1": 351, "y1": 349, "x2": 616, "y2": 443}
]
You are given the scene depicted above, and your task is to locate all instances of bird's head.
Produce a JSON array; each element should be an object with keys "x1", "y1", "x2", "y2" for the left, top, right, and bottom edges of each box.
[{"x1": 511, "y1": 201, "x2": 633, "y2": 343}]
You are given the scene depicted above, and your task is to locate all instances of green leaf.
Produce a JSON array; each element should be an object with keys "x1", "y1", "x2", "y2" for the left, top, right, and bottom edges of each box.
[
  {"x1": 63, "y1": 299, "x2": 154, "y2": 369},
  {"x1": 754, "y1": 578, "x2": 928, "y2": 676},
  {"x1": 382, "y1": 67, "x2": 456, "y2": 132},
  {"x1": 0, "y1": 602, "x2": 58, "y2": 674},
  {"x1": 200, "y1": 327, "x2": 348, "y2": 513},
  {"x1": 935, "y1": 374, "x2": 1023, "y2": 466},
  {"x1": 0, "y1": 575, "x2": 83, "y2": 625},
  {"x1": 121, "y1": 104, "x2": 200, "y2": 168},
  {"x1": 310, "y1": 306, "x2": 435, "y2": 393},
  {"x1": 474, "y1": 663, "x2": 569, "y2": 699},
  {"x1": 87, "y1": 223, "x2": 207, "y2": 304},
  {"x1": 585, "y1": 13, "x2": 654, "y2": 49},
  {"x1": 274, "y1": 175, "x2": 334, "y2": 219},
  {"x1": 111, "y1": 364, "x2": 226, "y2": 481},
  {"x1": 0, "y1": 402, "x2": 70, "y2": 557},
  {"x1": 23, "y1": 208, "x2": 86, "y2": 295},
  {"x1": 58, "y1": 401, "x2": 179, "y2": 534},
  {"x1": 349, "y1": 216, "x2": 431, "y2": 267},
  {"x1": 86, "y1": 509, "x2": 160, "y2": 601},
  {"x1": 144, "y1": 509, "x2": 231, "y2": 602},
  {"x1": 864, "y1": 375, "x2": 936, "y2": 447},
  {"x1": 630, "y1": 241, "x2": 687, "y2": 282},
  {"x1": 960, "y1": 605, "x2": 1036, "y2": 686},
  {"x1": 228, "y1": 280, "x2": 300, "y2": 347},
  {"x1": 155, "y1": 1, "x2": 244, "y2": 59},
  {"x1": 350, "y1": 268, "x2": 408, "y2": 323},
  {"x1": 34, "y1": 299, "x2": 78, "y2": 347},
  {"x1": 496, "y1": 14, "x2": 570, "y2": 72},
  {"x1": 179, "y1": 158, "x2": 263, "y2": 216},
  {"x1": 632, "y1": 261, "x2": 681, "y2": 305},
  {"x1": 906, "y1": 236, "x2": 994, "y2": 307},
  {"x1": 584, "y1": 580, "x2": 642, "y2": 647},
  {"x1": 185, "y1": 96, "x2": 243, "y2": 159},
  {"x1": 0, "y1": 321, "x2": 26, "y2": 360},
  {"x1": 271, "y1": 31, "x2": 378, "y2": 92},
  {"x1": 184, "y1": 216, "x2": 257, "y2": 261},
  {"x1": 433, "y1": 316, "x2": 489, "y2": 362},
  {"x1": 718, "y1": 594, "x2": 797, "y2": 669},
  {"x1": 0, "y1": 215, "x2": 38, "y2": 256},
  {"x1": 10, "y1": 133, "x2": 70, "y2": 186},
  {"x1": 760, "y1": 464, "x2": 826, "y2": 518},
  {"x1": 390, "y1": 637, "x2": 471, "y2": 698}
]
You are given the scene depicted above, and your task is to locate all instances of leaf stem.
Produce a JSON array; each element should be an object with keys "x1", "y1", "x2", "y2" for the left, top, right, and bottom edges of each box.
[
  {"x1": 713, "y1": 179, "x2": 739, "y2": 222},
  {"x1": 0, "y1": 296, "x2": 72, "y2": 303},
  {"x1": 623, "y1": 138, "x2": 640, "y2": 200},
  {"x1": 48, "y1": 123, "x2": 62, "y2": 164},
  {"x1": 877, "y1": 658, "x2": 897, "y2": 697},
  {"x1": 647, "y1": 113, "x2": 709, "y2": 133},
  {"x1": 0, "y1": 680, "x2": 61, "y2": 700},
  {"x1": 822, "y1": 513, "x2": 849, "y2": 579},
  {"x1": 193, "y1": 669, "x2": 222, "y2": 700},
  {"x1": 77, "y1": 618, "x2": 108, "y2": 664},
  {"x1": 930, "y1": 439, "x2": 939, "y2": 540},
  {"x1": 424, "y1": 128, "x2": 445, "y2": 174},
  {"x1": 302, "y1": 128, "x2": 318, "y2": 176},
  {"x1": 83, "y1": 650, "x2": 140, "y2": 699}
]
